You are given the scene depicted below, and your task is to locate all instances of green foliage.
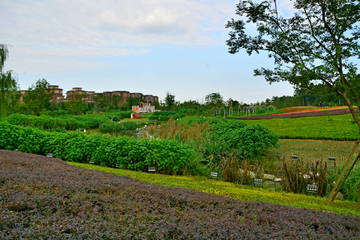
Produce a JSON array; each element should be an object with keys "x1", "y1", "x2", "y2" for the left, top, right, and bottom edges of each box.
[
  {"x1": 179, "y1": 108, "x2": 197, "y2": 116},
  {"x1": 212, "y1": 120, "x2": 248, "y2": 141},
  {"x1": 23, "y1": 79, "x2": 53, "y2": 115},
  {"x1": 164, "y1": 92, "x2": 175, "y2": 110},
  {"x1": 229, "y1": 124, "x2": 279, "y2": 158},
  {"x1": 178, "y1": 116, "x2": 227, "y2": 126},
  {"x1": 280, "y1": 157, "x2": 328, "y2": 196},
  {"x1": 99, "y1": 121, "x2": 146, "y2": 135},
  {"x1": 205, "y1": 92, "x2": 223, "y2": 108},
  {"x1": 152, "y1": 111, "x2": 177, "y2": 116},
  {"x1": 0, "y1": 122, "x2": 22, "y2": 150},
  {"x1": 105, "y1": 110, "x2": 133, "y2": 119},
  {"x1": 0, "y1": 70, "x2": 18, "y2": 122},
  {"x1": 0, "y1": 44, "x2": 9, "y2": 70},
  {"x1": 329, "y1": 163, "x2": 360, "y2": 202},
  {"x1": 149, "y1": 111, "x2": 185, "y2": 121},
  {"x1": 211, "y1": 120, "x2": 279, "y2": 158},
  {"x1": 6, "y1": 113, "x2": 110, "y2": 131},
  {"x1": 0, "y1": 122, "x2": 195, "y2": 175}
]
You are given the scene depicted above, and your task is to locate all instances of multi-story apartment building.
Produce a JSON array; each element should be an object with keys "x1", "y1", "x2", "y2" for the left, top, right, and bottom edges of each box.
[
  {"x1": 19, "y1": 85, "x2": 158, "y2": 105},
  {"x1": 143, "y1": 94, "x2": 160, "y2": 104},
  {"x1": 112, "y1": 91, "x2": 131, "y2": 104},
  {"x1": 49, "y1": 85, "x2": 64, "y2": 102}
]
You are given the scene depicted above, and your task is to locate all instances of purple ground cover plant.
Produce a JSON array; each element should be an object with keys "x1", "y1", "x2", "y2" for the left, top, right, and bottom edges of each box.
[{"x1": 0, "y1": 150, "x2": 359, "y2": 239}]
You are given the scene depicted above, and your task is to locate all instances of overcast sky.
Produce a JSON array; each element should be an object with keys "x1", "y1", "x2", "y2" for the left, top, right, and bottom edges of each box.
[{"x1": 1, "y1": 0, "x2": 296, "y2": 104}]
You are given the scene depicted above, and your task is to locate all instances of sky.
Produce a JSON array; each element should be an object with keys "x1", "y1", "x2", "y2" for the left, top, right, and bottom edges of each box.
[{"x1": 1, "y1": 0, "x2": 296, "y2": 104}]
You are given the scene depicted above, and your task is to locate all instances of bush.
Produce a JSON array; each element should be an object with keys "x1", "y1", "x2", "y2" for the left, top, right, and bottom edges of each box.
[
  {"x1": 152, "y1": 111, "x2": 177, "y2": 116},
  {"x1": 329, "y1": 163, "x2": 360, "y2": 201},
  {"x1": 210, "y1": 121, "x2": 279, "y2": 158},
  {"x1": 228, "y1": 124, "x2": 279, "y2": 158},
  {"x1": 99, "y1": 121, "x2": 146, "y2": 135},
  {"x1": 0, "y1": 122, "x2": 195, "y2": 175}
]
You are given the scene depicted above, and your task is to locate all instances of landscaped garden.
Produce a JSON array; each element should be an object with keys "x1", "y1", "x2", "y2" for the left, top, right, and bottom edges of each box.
[{"x1": 1, "y1": 150, "x2": 359, "y2": 239}]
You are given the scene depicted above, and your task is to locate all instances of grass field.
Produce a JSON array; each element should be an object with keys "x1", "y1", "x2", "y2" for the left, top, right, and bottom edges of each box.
[
  {"x1": 242, "y1": 114, "x2": 359, "y2": 140},
  {"x1": 275, "y1": 139, "x2": 360, "y2": 166},
  {"x1": 68, "y1": 162, "x2": 360, "y2": 217}
]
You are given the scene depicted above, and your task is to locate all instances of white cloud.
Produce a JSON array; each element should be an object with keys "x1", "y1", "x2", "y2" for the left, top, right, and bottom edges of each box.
[{"x1": 0, "y1": 0, "x2": 236, "y2": 74}]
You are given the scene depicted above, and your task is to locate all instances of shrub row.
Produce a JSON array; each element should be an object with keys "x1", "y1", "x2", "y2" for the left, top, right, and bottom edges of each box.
[
  {"x1": 105, "y1": 110, "x2": 133, "y2": 119},
  {"x1": 149, "y1": 111, "x2": 186, "y2": 121},
  {"x1": 99, "y1": 121, "x2": 146, "y2": 134},
  {"x1": 0, "y1": 122, "x2": 195, "y2": 175},
  {"x1": 1, "y1": 150, "x2": 359, "y2": 239},
  {"x1": 7, "y1": 113, "x2": 110, "y2": 131}
]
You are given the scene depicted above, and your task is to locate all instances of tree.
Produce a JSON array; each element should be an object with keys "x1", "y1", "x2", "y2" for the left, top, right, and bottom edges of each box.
[
  {"x1": 164, "y1": 92, "x2": 175, "y2": 111},
  {"x1": 226, "y1": 0, "x2": 360, "y2": 205},
  {"x1": 66, "y1": 92, "x2": 87, "y2": 115},
  {"x1": 111, "y1": 94, "x2": 121, "y2": 110},
  {"x1": 0, "y1": 71, "x2": 18, "y2": 121},
  {"x1": 205, "y1": 92, "x2": 223, "y2": 108},
  {"x1": 0, "y1": 44, "x2": 9, "y2": 71},
  {"x1": 94, "y1": 93, "x2": 111, "y2": 112},
  {"x1": 23, "y1": 79, "x2": 53, "y2": 115},
  {"x1": 0, "y1": 44, "x2": 18, "y2": 122},
  {"x1": 126, "y1": 97, "x2": 141, "y2": 111}
]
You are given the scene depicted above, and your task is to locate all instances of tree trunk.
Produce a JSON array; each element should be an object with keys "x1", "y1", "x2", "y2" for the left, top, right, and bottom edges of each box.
[{"x1": 326, "y1": 92, "x2": 360, "y2": 205}]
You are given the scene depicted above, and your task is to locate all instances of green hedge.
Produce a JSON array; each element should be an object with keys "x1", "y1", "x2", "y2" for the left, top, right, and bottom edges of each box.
[
  {"x1": 0, "y1": 122, "x2": 195, "y2": 175},
  {"x1": 7, "y1": 113, "x2": 110, "y2": 131},
  {"x1": 149, "y1": 113, "x2": 186, "y2": 121},
  {"x1": 99, "y1": 121, "x2": 146, "y2": 134}
]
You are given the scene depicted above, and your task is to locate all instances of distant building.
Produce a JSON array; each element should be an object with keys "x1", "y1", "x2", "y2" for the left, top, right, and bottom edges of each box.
[
  {"x1": 143, "y1": 94, "x2": 159, "y2": 103},
  {"x1": 132, "y1": 103, "x2": 156, "y2": 113},
  {"x1": 49, "y1": 85, "x2": 64, "y2": 103},
  {"x1": 112, "y1": 91, "x2": 131, "y2": 105},
  {"x1": 131, "y1": 92, "x2": 143, "y2": 100},
  {"x1": 19, "y1": 85, "x2": 158, "y2": 105}
]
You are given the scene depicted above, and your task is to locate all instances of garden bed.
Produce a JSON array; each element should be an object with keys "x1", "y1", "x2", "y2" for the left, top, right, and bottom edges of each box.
[
  {"x1": 236, "y1": 108, "x2": 359, "y2": 120},
  {"x1": 1, "y1": 150, "x2": 359, "y2": 239}
]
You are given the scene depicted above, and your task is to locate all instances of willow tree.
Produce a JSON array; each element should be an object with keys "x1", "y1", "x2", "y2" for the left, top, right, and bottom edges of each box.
[
  {"x1": 0, "y1": 44, "x2": 18, "y2": 122},
  {"x1": 226, "y1": 0, "x2": 360, "y2": 205}
]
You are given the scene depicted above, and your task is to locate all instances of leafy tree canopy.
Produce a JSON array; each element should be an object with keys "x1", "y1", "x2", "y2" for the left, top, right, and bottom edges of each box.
[
  {"x1": 0, "y1": 44, "x2": 9, "y2": 71},
  {"x1": 226, "y1": 0, "x2": 360, "y2": 122},
  {"x1": 226, "y1": 0, "x2": 360, "y2": 206},
  {"x1": 23, "y1": 79, "x2": 53, "y2": 116},
  {"x1": 205, "y1": 92, "x2": 224, "y2": 108},
  {"x1": 164, "y1": 92, "x2": 175, "y2": 111}
]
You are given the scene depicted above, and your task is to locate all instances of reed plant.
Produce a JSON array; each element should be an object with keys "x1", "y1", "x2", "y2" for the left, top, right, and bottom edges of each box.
[{"x1": 280, "y1": 156, "x2": 328, "y2": 196}]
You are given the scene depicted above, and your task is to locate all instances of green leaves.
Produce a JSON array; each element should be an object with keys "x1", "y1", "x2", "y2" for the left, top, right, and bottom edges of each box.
[
  {"x1": 211, "y1": 120, "x2": 279, "y2": 158},
  {"x1": 0, "y1": 122, "x2": 195, "y2": 175}
]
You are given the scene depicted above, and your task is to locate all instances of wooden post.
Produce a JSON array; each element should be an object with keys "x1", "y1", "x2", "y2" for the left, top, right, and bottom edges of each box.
[{"x1": 326, "y1": 141, "x2": 359, "y2": 205}]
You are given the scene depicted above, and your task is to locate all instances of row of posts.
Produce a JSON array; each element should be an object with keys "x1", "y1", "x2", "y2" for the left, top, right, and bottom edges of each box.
[{"x1": 211, "y1": 105, "x2": 276, "y2": 117}]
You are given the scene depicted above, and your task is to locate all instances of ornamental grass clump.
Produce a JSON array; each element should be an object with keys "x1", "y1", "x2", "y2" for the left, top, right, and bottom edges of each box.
[{"x1": 280, "y1": 156, "x2": 328, "y2": 196}]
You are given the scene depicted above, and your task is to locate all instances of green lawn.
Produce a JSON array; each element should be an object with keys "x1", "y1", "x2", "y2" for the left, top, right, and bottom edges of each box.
[
  {"x1": 68, "y1": 162, "x2": 360, "y2": 217},
  {"x1": 276, "y1": 139, "x2": 360, "y2": 166},
  {"x1": 242, "y1": 114, "x2": 359, "y2": 140}
]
